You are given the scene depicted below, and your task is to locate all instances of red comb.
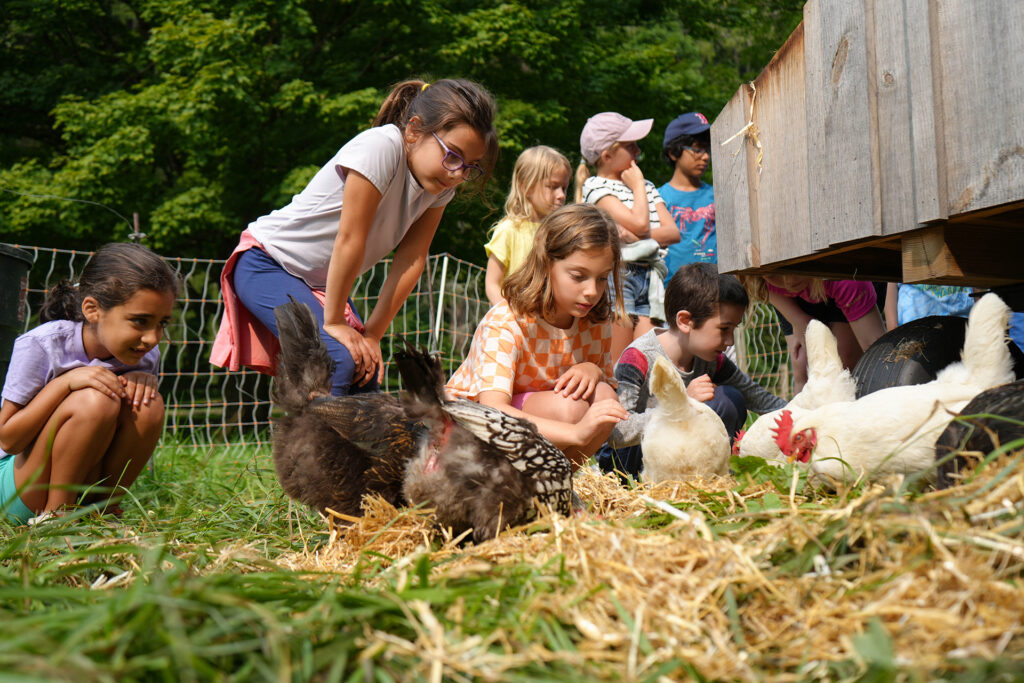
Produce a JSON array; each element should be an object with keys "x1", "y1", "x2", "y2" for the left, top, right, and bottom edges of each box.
[
  {"x1": 732, "y1": 429, "x2": 746, "y2": 456},
  {"x1": 771, "y1": 409, "x2": 794, "y2": 454}
]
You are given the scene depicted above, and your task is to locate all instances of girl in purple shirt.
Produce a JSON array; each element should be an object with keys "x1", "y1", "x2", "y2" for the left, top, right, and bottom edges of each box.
[{"x1": 0, "y1": 243, "x2": 177, "y2": 523}]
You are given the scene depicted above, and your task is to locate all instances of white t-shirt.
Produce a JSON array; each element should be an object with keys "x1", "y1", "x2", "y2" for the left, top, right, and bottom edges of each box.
[{"x1": 248, "y1": 124, "x2": 456, "y2": 289}]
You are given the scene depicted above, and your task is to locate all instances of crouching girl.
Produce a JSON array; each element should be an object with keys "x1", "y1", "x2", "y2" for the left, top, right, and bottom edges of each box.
[
  {"x1": 0, "y1": 243, "x2": 177, "y2": 523},
  {"x1": 447, "y1": 203, "x2": 628, "y2": 468}
]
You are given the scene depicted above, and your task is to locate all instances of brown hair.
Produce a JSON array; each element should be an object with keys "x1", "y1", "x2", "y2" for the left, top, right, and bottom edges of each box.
[
  {"x1": 665, "y1": 263, "x2": 749, "y2": 328},
  {"x1": 502, "y1": 204, "x2": 624, "y2": 324},
  {"x1": 374, "y1": 78, "x2": 499, "y2": 184},
  {"x1": 40, "y1": 243, "x2": 179, "y2": 323},
  {"x1": 501, "y1": 146, "x2": 571, "y2": 225}
]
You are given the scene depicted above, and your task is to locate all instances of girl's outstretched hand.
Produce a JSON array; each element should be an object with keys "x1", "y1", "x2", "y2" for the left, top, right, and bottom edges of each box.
[
  {"x1": 573, "y1": 398, "x2": 628, "y2": 445},
  {"x1": 686, "y1": 374, "x2": 716, "y2": 402},
  {"x1": 324, "y1": 322, "x2": 382, "y2": 386},
  {"x1": 121, "y1": 372, "x2": 159, "y2": 407},
  {"x1": 65, "y1": 366, "x2": 124, "y2": 400},
  {"x1": 554, "y1": 362, "x2": 603, "y2": 400}
]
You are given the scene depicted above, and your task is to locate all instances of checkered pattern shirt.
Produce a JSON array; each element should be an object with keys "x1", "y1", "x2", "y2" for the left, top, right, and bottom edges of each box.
[{"x1": 446, "y1": 301, "x2": 615, "y2": 400}]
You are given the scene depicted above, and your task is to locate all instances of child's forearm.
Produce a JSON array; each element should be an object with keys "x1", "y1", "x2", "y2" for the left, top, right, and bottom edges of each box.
[
  {"x1": 0, "y1": 381, "x2": 77, "y2": 454},
  {"x1": 484, "y1": 257, "x2": 506, "y2": 307},
  {"x1": 363, "y1": 207, "x2": 442, "y2": 339}
]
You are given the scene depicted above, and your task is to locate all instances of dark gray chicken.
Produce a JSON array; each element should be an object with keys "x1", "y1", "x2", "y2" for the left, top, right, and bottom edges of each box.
[
  {"x1": 271, "y1": 301, "x2": 575, "y2": 542},
  {"x1": 935, "y1": 379, "x2": 1024, "y2": 488}
]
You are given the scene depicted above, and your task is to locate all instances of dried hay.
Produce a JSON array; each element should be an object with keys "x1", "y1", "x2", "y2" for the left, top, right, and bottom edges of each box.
[{"x1": 279, "y1": 454, "x2": 1024, "y2": 679}]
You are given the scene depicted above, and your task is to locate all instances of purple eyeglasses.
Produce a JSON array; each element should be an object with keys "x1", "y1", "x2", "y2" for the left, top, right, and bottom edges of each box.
[{"x1": 432, "y1": 132, "x2": 484, "y2": 181}]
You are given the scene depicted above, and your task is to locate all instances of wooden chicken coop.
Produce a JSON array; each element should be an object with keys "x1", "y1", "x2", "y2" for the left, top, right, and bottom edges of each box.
[{"x1": 710, "y1": 0, "x2": 1024, "y2": 292}]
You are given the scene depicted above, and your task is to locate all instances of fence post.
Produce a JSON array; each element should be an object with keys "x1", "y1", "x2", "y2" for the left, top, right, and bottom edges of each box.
[{"x1": 431, "y1": 255, "x2": 449, "y2": 350}]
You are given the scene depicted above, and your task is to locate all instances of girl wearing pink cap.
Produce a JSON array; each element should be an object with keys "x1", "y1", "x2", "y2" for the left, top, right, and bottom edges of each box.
[{"x1": 576, "y1": 112, "x2": 680, "y2": 363}]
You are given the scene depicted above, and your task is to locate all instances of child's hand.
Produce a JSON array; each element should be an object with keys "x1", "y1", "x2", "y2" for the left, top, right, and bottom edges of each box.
[
  {"x1": 687, "y1": 374, "x2": 716, "y2": 402},
  {"x1": 554, "y1": 363, "x2": 603, "y2": 401},
  {"x1": 573, "y1": 398, "x2": 628, "y2": 445},
  {"x1": 65, "y1": 366, "x2": 124, "y2": 400},
  {"x1": 325, "y1": 323, "x2": 382, "y2": 386},
  {"x1": 121, "y1": 372, "x2": 159, "y2": 408},
  {"x1": 621, "y1": 161, "x2": 646, "y2": 193}
]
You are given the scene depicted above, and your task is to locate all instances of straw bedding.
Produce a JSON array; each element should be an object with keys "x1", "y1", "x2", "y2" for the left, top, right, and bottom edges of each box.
[{"x1": 280, "y1": 453, "x2": 1024, "y2": 679}]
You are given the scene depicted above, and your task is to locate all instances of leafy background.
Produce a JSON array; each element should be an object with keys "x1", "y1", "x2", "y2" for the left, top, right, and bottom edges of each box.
[{"x1": 0, "y1": 0, "x2": 803, "y2": 262}]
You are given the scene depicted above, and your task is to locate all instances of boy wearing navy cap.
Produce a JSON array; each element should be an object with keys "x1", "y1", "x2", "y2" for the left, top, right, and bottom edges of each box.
[{"x1": 659, "y1": 112, "x2": 717, "y2": 282}]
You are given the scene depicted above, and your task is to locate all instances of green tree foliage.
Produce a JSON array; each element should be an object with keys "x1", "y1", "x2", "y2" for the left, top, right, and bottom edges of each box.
[{"x1": 0, "y1": 0, "x2": 802, "y2": 260}]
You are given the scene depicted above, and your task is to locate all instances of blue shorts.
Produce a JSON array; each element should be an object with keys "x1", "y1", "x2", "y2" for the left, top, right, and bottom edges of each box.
[
  {"x1": 618, "y1": 263, "x2": 651, "y2": 318},
  {"x1": 232, "y1": 248, "x2": 378, "y2": 396},
  {"x1": 0, "y1": 456, "x2": 35, "y2": 525}
]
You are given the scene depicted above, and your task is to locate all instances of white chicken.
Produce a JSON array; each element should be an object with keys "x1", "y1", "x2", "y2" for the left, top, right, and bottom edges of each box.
[
  {"x1": 772, "y1": 293, "x2": 1015, "y2": 486},
  {"x1": 640, "y1": 354, "x2": 730, "y2": 481},
  {"x1": 737, "y1": 319, "x2": 857, "y2": 463}
]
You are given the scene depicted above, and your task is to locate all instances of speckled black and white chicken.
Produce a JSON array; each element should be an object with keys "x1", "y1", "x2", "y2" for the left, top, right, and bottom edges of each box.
[
  {"x1": 935, "y1": 379, "x2": 1024, "y2": 488},
  {"x1": 270, "y1": 301, "x2": 575, "y2": 542}
]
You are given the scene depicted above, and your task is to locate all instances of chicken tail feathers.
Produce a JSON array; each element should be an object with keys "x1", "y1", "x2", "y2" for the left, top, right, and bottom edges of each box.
[
  {"x1": 394, "y1": 341, "x2": 447, "y2": 414},
  {"x1": 649, "y1": 355, "x2": 696, "y2": 417},
  {"x1": 941, "y1": 292, "x2": 1014, "y2": 390},
  {"x1": 272, "y1": 300, "x2": 334, "y2": 413}
]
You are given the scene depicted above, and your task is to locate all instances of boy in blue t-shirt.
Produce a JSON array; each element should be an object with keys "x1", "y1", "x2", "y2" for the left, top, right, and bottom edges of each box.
[{"x1": 658, "y1": 112, "x2": 716, "y2": 282}]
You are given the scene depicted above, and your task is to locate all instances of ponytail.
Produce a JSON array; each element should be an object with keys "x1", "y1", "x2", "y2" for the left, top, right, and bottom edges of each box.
[
  {"x1": 574, "y1": 160, "x2": 592, "y2": 203},
  {"x1": 39, "y1": 280, "x2": 81, "y2": 323},
  {"x1": 373, "y1": 80, "x2": 427, "y2": 128},
  {"x1": 373, "y1": 77, "x2": 499, "y2": 183}
]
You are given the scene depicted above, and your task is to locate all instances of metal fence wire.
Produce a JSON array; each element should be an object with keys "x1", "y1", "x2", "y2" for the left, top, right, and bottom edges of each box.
[{"x1": 9, "y1": 245, "x2": 792, "y2": 447}]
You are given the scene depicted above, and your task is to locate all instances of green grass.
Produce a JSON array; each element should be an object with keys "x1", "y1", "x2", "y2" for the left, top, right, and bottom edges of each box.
[{"x1": 0, "y1": 443, "x2": 1021, "y2": 681}]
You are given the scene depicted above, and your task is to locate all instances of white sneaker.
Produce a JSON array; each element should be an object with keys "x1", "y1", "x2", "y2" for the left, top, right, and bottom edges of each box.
[{"x1": 27, "y1": 511, "x2": 57, "y2": 526}]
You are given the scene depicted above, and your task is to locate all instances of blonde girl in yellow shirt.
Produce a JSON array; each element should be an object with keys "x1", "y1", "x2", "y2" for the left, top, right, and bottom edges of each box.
[{"x1": 484, "y1": 146, "x2": 572, "y2": 306}]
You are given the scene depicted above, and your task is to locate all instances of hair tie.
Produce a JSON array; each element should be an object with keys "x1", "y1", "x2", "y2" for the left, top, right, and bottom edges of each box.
[{"x1": 421, "y1": 82, "x2": 430, "y2": 91}]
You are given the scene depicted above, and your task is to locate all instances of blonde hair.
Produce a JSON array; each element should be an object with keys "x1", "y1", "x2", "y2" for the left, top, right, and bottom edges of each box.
[
  {"x1": 574, "y1": 141, "x2": 624, "y2": 202},
  {"x1": 503, "y1": 204, "x2": 624, "y2": 324},
  {"x1": 501, "y1": 146, "x2": 571, "y2": 225},
  {"x1": 742, "y1": 274, "x2": 828, "y2": 303}
]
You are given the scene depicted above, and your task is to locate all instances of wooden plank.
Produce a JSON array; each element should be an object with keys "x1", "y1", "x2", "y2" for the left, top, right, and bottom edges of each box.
[
  {"x1": 902, "y1": 224, "x2": 1024, "y2": 286},
  {"x1": 806, "y1": 0, "x2": 881, "y2": 250},
  {"x1": 748, "y1": 20, "x2": 811, "y2": 265},
  {"x1": 710, "y1": 84, "x2": 756, "y2": 272},
  {"x1": 871, "y1": 0, "x2": 947, "y2": 234},
  {"x1": 936, "y1": 1, "x2": 1024, "y2": 216}
]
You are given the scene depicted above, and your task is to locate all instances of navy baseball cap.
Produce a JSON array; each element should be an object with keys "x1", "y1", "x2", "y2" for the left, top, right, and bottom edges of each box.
[{"x1": 662, "y1": 112, "x2": 711, "y2": 148}]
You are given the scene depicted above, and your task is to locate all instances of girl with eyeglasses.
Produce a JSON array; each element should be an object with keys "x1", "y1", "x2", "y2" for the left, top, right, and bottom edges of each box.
[
  {"x1": 213, "y1": 79, "x2": 498, "y2": 395},
  {"x1": 576, "y1": 112, "x2": 680, "y2": 365}
]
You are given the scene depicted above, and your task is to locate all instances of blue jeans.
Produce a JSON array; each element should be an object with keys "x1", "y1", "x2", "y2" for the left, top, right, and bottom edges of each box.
[
  {"x1": 597, "y1": 385, "x2": 747, "y2": 479},
  {"x1": 232, "y1": 248, "x2": 378, "y2": 396}
]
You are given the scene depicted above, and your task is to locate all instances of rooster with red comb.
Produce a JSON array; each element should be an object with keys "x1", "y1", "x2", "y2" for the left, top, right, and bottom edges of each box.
[{"x1": 770, "y1": 293, "x2": 1015, "y2": 486}]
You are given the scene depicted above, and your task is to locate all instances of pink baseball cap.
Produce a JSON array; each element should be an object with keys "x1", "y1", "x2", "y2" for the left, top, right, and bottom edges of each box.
[{"x1": 580, "y1": 112, "x2": 654, "y2": 164}]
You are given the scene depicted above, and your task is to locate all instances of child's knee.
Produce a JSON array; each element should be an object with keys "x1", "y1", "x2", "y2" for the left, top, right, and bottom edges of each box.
[
  {"x1": 67, "y1": 387, "x2": 122, "y2": 422},
  {"x1": 594, "y1": 381, "x2": 618, "y2": 402},
  {"x1": 123, "y1": 393, "x2": 165, "y2": 433}
]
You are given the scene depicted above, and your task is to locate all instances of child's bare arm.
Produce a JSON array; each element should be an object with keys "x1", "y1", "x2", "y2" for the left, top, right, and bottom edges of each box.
[
  {"x1": 0, "y1": 367, "x2": 123, "y2": 454},
  {"x1": 484, "y1": 256, "x2": 507, "y2": 307},
  {"x1": 652, "y1": 202, "x2": 681, "y2": 246},
  {"x1": 323, "y1": 170, "x2": 384, "y2": 383},
  {"x1": 595, "y1": 163, "x2": 651, "y2": 236},
  {"x1": 360, "y1": 205, "x2": 445, "y2": 382}
]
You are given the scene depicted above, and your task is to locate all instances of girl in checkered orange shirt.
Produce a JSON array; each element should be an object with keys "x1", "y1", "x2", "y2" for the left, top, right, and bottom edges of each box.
[{"x1": 447, "y1": 204, "x2": 629, "y2": 468}]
